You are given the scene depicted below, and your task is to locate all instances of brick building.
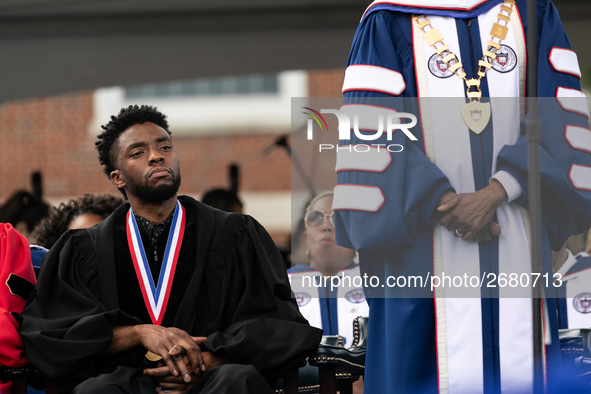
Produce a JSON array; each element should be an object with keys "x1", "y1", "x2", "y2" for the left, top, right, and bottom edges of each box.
[{"x1": 0, "y1": 68, "x2": 344, "y2": 245}]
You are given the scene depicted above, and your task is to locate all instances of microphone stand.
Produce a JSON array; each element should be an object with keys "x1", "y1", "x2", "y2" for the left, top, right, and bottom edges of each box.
[
  {"x1": 526, "y1": 0, "x2": 544, "y2": 391},
  {"x1": 261, "y1": 129, "x2": 317, "y2": 198}
]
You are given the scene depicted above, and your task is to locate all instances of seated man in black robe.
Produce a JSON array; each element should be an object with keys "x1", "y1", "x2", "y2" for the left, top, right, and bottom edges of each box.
[{"x1": 20, "y1": 105, "x2": 322, "y2": 394}]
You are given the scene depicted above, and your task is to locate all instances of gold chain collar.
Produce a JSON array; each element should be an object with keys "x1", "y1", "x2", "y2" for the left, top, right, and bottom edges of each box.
[{"x1": 413, "y1": 0, "x2": 515, "y2": 102}]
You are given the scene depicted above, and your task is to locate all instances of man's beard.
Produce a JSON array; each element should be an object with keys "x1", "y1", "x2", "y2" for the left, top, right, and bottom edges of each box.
[{"x1": 126, "y1": 170, "x2": 181, "y2": 204}]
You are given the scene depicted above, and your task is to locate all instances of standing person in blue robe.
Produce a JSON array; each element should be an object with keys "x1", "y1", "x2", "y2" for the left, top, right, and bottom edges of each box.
[{"x1": 333, "y1": 0, "x2": 591, "y2": 392}]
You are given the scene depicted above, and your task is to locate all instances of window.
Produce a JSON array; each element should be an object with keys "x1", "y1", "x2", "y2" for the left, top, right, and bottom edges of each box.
[
  {"x1": 92, "y1": 70, "x2": 307, "y2": 136},
  {"x1": 125, "y1": 74, "x2": 279, "y2": 99}
]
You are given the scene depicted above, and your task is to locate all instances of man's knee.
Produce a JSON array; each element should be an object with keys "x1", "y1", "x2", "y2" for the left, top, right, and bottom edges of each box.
[
  {"x1": 71, "y1": 367, "x2": 153, "y2": 394},
  {"x1": 72, "y1": 377, "x2": 126, "y2": 394},
  {"x1": 213, "y1": 364, "x2": 260, "y2": 381},
  {"x1": 196, "y1": 364, "x2": 273, "y2": 393}
]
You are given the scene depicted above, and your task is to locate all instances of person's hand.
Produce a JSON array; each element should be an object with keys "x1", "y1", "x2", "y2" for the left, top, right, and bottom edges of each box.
[
  {"x1": 152, "y1": 357, "x2": 200, "y2": 393},
  {"x1": 155, "y1": 389, "x2": 190, "y2": 394},
  {"x1": 137, "y1": 326, "x2": 205, "y2": 381},
  {"x1": 189, "y1": 336, "x2": 229, "y2": 370},
  {"x1": 436, "y1": 190, "x2": 457, "y2": 209},
  {"x1": 437, "y1": 181, "x2": 507, "y2": 241},
  {"x1": 146, "y1": 338, "x2": 208, "y2": 393},
  {"x1": 148, "y1": 355, "x2": 201, "y2": 394},
  {"x1": 144, "y1": 336, "x2": 229, "y2": 389},
  {"x1": 201, "y1": 350, "x2": 230, "y2": 370},
  {"x1": 145, "y1": 347, "x2": 229, "y2": 380},
  {"x1": 472, "y1": 220, "x2": 502, "y2": 243}
]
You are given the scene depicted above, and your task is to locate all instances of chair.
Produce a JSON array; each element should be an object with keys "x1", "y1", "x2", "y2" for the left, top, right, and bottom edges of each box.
[
  {"x1": 308, "y1": 316, "x2": 367, "y2": 394},
  {"x1": 559, "y1": 328, "x2": 591, "y2": 390},
  {"x1": 276, "y1": 316, "x2": 367, "y2": 394},
  {"x1": 0, "y1": 365, "x2": 58, "y2": 394}
]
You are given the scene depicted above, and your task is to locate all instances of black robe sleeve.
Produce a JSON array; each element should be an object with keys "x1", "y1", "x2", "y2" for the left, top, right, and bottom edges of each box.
[
  {"x1": 198, "y1": 214, "x2": 323, "y2": 377},
  {"x1": 19, "y1": 230, "x2": 142, "y2": 393}
]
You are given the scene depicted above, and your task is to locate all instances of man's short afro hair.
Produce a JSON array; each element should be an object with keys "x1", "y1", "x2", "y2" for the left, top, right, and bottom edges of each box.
[{"x1": 95, "y1": 104, "x2": 171, "y2": 178}]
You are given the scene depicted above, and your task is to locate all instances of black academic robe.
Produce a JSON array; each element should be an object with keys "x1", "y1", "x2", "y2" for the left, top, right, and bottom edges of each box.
[{"x1": 20, "y1": 196, "x2": 322, "y2": 393}]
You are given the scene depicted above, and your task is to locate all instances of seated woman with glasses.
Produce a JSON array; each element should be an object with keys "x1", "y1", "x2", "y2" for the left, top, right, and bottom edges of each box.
[{"x1": 288, "y1": 191, "x2": 369, "y2": 348}]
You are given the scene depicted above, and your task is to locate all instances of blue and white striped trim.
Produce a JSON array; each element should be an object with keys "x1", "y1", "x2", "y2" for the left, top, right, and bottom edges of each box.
[
  {"x1": 549, "y1": 48, "x2": 581, "y2": 79},
  {"x1": 366, "y1": 0, "x2": 494, "y2": 9},
  {"x1": 343, "y1": 65, "x2": 406, "y2": 96},
  {"x1": 556, "y1": 87, "x2": 589, "y2": 119},
  {"x1": 362, "y1": 0, "x2": 503, "y2": 20},
  {"x1": 569, "y1": 165, "x2": 591, "y2": 191},
  {"x1": 341, "y1": 104, "x2": 400, "y2": 132},
  {"x1": 333, "y1": 185, "x2": 385, "y2": 212},
  {"x1": 336, "y1": 146, "x2": 392, "y2": 173},
  {"x1": 565, "y1": 125, "x2": 591, "y2": 154}
]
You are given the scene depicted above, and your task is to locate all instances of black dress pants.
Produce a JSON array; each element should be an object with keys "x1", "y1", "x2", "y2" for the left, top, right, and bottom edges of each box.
[{"x1": 72, "y1": 364, "x2": 274, "y2": 394}]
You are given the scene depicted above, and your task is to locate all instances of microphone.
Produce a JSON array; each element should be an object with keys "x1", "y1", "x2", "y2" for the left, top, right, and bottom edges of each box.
[
  {"x1": 261, "y1": 135, "x2": 289, "y2": 155},
  {"x1": 229, "y1": 164, "x2": 239, "y2": 195}
]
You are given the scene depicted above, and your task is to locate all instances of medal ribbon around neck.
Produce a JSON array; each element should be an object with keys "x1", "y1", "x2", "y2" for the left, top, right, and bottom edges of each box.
[
  {"x1": 126, "y1": 200, "x2": 185, "y2": 325},
  {"x1": 414, "y1": 0, "x2": 515, "y2": 134}
]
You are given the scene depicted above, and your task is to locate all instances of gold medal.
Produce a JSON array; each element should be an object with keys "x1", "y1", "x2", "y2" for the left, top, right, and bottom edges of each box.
[
  {"x1": 145, "y1": 351, "x2": 163, "y2": 362},
  {"x1": 461, "y1": 101, "x2": 491, "y2": 135}
]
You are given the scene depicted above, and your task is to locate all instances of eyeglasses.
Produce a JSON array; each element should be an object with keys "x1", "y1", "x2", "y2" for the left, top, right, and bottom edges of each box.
[{"x1": 305, "y1": 210, "x2": 335, "y2": 228}]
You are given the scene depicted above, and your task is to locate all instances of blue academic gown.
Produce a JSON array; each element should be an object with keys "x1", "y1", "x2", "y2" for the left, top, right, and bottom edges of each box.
[
  {"x1": 556, "y1": 251, "x2": 591, "y2": 330},
  {"x1": 288, "y1": 263, "x2": 369, "y2": 346},
  {"x1": 29, "y1": 245, "x2": 48, "y2": 278},
  {"x1": 333, "y1": 0, "x2": 591, "y2": 392}
]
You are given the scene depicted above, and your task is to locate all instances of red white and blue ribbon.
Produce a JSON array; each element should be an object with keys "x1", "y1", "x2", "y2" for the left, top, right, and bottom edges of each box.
[{"x1": 126, "y1": 200, "x2": 185, "y2": 325}]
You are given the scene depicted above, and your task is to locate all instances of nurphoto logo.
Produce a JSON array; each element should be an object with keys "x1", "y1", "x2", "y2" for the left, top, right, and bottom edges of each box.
[{"x1": 303, "y1": 107, "x2": 418, "y2": 153}]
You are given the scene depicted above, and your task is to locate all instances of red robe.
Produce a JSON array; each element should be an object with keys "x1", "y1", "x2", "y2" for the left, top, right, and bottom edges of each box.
[{"x1": 0, "y1": 223, "x2": 37, "y2": 393}]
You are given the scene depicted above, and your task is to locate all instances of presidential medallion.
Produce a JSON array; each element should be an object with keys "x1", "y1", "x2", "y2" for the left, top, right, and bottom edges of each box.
[{"x1": 461, "y1": 101, "x2": 491, "y2": 134}]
